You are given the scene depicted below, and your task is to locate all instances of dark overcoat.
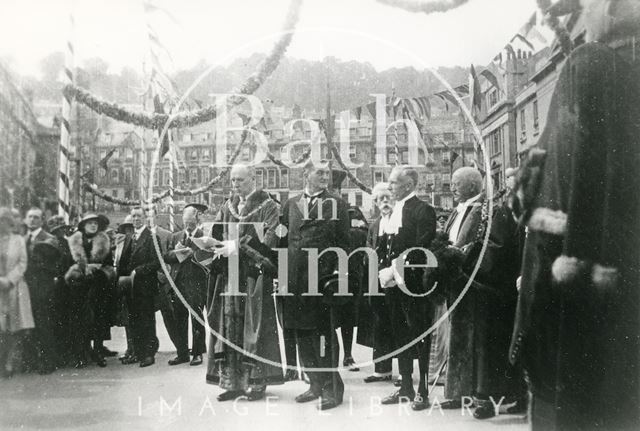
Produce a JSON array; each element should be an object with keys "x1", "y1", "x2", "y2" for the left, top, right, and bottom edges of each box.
[{"x1": 278, "y1": 189, "x2": 351, "y2": 331}]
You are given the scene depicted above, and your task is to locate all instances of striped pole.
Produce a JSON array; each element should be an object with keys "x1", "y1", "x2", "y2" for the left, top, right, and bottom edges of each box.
[
  {"x1": 167, "y1": 145, "x2": 176, "y2": 232},
  {"x1": 391, "y1": 86, "x2": 400, "y2": 165},
  {"x1": 58, "y1": 14, "x2": 74, "y2": 223}
]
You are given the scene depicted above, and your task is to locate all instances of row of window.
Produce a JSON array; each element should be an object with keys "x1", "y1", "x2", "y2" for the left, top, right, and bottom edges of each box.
[{"x1": 519, "y1": 99, "x2": 540, "y2": 141}]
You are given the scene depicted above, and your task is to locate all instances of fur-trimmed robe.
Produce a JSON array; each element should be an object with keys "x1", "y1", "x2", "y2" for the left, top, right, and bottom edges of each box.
[{"x1": 65, "y1": 231, "x2": 115, "y2": 285}]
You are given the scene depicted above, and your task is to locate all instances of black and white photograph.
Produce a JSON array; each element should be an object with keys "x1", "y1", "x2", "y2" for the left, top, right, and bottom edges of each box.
[{"x1": 0, "y1": 0, "x2": 638, "y2": 430}]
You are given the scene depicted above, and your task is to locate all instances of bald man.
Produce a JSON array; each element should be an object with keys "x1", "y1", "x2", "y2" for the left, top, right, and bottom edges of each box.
[
  {"x1": 206, "y1": 164, "x2": 283, "y2": 401},
  {"x1": 163, "y1": 206, "x2": 208, "y2": 366},
  {"x1": 441, "y1": 167, "x2": 520, "y2": 419}
]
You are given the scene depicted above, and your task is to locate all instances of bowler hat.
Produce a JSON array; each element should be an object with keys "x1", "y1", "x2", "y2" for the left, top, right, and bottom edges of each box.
[{"x1": 47, "y1": 215, "x2": 71, "y2": 234}]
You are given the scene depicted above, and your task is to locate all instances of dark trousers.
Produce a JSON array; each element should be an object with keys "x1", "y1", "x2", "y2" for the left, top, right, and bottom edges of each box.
[
  {"x1": 68, "y1": 288, "x2": 91, "y2": 362},
  {"x1": 295, "y1": 325, "x2": 344, "y2": 402},
  {"x1": 166, "y1": 290, "x2": 206, "y2": 357},
  {"x1": 283, "y1": 328, "x2": 298, "y2": 368},
  {"x1": 127, "y1": 294, "x2": 156, "y2": 359},
  {"x1": 371, "y1": 298, "x2": 393, "y2": 374},
  {"x1": 30, "y1": 294, "x2": 59, "y2": 371}
]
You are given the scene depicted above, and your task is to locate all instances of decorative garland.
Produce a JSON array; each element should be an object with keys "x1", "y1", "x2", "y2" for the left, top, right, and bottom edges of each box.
[
  {"x1": 84, "y1": 129, "x2": 248, "y2": 205},
  {"x1": 375, "y1": 0, "x2": 468, "y2": 14},
  {"x1": 65, "y1": 0, "x2": 303, "y2": 130}
]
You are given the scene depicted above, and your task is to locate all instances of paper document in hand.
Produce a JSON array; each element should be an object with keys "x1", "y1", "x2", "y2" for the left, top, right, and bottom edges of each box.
[
  {"x1": 174, "y1": 247, "x2": 193, "y2": 263},
  {"x1": 191, "y1": 236, "x2": 223, "y2": 252}
]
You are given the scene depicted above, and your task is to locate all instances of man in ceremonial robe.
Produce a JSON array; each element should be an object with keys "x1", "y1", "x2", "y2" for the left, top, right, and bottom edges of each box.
[
  {"x1": 441, "y1": 167, "x2": 520, "y2": 419},
  {"x1": 205, "y1": 164, "x2": 283, "y2": 402},
  {"x1": 378, "y1": 167, "x2": 436, "y2": 411},
  {"x1": 511, "y1": 1, "x2": 640, "y2": 429}
]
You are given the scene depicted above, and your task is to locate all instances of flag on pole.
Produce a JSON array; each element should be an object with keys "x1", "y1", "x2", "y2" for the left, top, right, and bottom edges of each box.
[{"x1": 469, "y1": 64, "x2": 482, "y2": 113}]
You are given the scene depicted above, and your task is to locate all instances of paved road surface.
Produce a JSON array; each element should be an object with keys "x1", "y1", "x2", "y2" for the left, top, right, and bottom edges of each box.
[{"x1": 0, "y1": 313, "x2": 527, "y2": 431}]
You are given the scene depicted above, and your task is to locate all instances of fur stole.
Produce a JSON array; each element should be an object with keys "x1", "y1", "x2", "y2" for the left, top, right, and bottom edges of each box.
[{"x1": 67, "y1": 230, "x2": 111, "y2": 265}]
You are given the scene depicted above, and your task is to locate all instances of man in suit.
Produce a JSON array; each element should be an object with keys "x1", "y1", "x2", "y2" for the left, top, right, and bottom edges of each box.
[
  {"x1": 378, "y1": 167, "x2": 436, "y2": 411},
  {"x1": 279, "y1": 160, "x2": 351, "y2": 410},
  {"x1": 441, "y1": 167, "x2": 520, "y2": 419},
  {"x1": 510, "y1": 2, "x2": 640, "y2": 429},
  {"x1": 117, "y1": 206, "x2": 161, "y2": 367},
  {"x1": 164, "y1": 205, "x2": 208, "y2": 366},
  {"x1": 23, "y1": 207, "x2": 61, "y2": 374}
]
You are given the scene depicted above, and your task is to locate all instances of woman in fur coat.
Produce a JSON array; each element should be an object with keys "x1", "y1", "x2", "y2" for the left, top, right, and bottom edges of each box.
[{"x1": 65, "y1": 213, "x2": 115, "y2": 368}]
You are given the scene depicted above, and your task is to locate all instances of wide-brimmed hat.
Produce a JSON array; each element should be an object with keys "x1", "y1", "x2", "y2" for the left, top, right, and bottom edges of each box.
[
  {"x1": 184, "y1": 203, "x2": 208, "y2": 213},
  {"x1": 78, "y1": 213, "x2": 110, "y2": 232},
  {"x1": 47, "y1": 215, "x2": 71, "y2": 234}
]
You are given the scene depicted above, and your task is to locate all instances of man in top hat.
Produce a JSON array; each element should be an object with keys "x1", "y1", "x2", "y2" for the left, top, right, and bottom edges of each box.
[
  {"x1": 117, "y1": 206, "x2": 161, "y2": 367},
  {"x1": 510, "y1": 1, "x2": 640, "y2": 429},
  {"x1": 163, "y1": 205, "x2": 208, "y2": 366},
  {"x1": 278, "y1": 160, "x2": 351, "y2": 410},
  {"x1": 22, "y1": 207, "x2": 62, "y2": 374}
]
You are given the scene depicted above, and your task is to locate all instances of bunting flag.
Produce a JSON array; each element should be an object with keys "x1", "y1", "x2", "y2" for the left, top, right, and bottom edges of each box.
[
  {"x1": 58, "y1": 13, "x2": 74, "y2": 223},
  {"x1": 469, "y1": 64, "x2": 482, "y2": 112},
  {"x1": 390, "y1": 88, "x2": 400, "y2": 165},
  {"x1": 354, "y1": 106, "x2": 362, "y2": 121},
  {"x1": 403, "y1": 96, "x2": 431, "y2": 124},
  {"x1": 365, "y1": 102, "x2": 376, "y2": 119},
  {"x1": 99, "y1": 148, "x2": 117, "y2": 170},
  {"x1": 480, "y1": 68, "x2": 501, "y2": 92},
  {"x1": 144, "y1": 0, "x2": 179, "y2": 231}
]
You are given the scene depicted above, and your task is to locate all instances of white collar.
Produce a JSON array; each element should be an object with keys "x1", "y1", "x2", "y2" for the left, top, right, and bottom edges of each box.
[
  {"x1": 397, "y1": 191, "x2": 416, "y2": 205},
  {"x1": 304, "y1": 188, "x2": 324, "y2": 198},
  {"x1": 378, "y1": 213, "x2": 393, "y2": 235},
  {"x1": 457, "y1": 193, "x2": 482, "y2": 211},
  {"x1": 134, "y1": 226, "x2": 146, "y2": 237},
  {"x1": 28, "y1": 227, "x2": 42, "y2": 238}
]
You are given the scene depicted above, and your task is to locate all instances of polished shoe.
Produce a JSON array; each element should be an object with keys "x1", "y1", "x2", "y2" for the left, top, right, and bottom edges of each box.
[
  {"x1": 474, "y1": 404, "x2": 496, "y2": 419},
  {"x1": 440, "y1": 399, "x2": 463, "y2": 409},
  {"x1": 343, "y1": 356, "x2": 359, "y2": 372},
  {"x1": 74, "y1": 360, "x2": 87, "y2": 369},
  {"x1": 168, "y1": 355, "x2": 190, "y2": 366},
  {"x1": 139, "y1": 357, "x2": 155, "y2": 368},
  {"x1": 393, "y1": 378, "x2": 402, "y2": 387},
  {"x1": 190, "y1": 355, "x2": 203, "y2": 366},
  {"x1": 96, "y1": 357, "x2": 107, "y2": 368},
  {"x1": 119, "y1": 351, "x2": 132, "y2": 361},
  {"x1": 295, "y1": 389, "x2": 320, "y2": 403},
  {"x1": 121, "y1": 355, "x2": 139, "y2": 365},
  {"x1": 364, "y1": 374, "x2": 392, "y2": 383},
  {"x1": 318, "y1": 397, "x2": 341, "y2": 411},
  {"x1": 284, "y1": 369, "x2": 300, "y2": 381},
  {"x1": 381, "y1": 389, "x2": 415, "y2": 405},
  {"x1": 411, "y1": 393, "x2": 430, "y2": 411},
  {"x1": 506, "y1": 398, "x2": 527, "y2": 414},
  {"x1": 217, "y1": 390, "x2": 245, "y2": 402}
]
